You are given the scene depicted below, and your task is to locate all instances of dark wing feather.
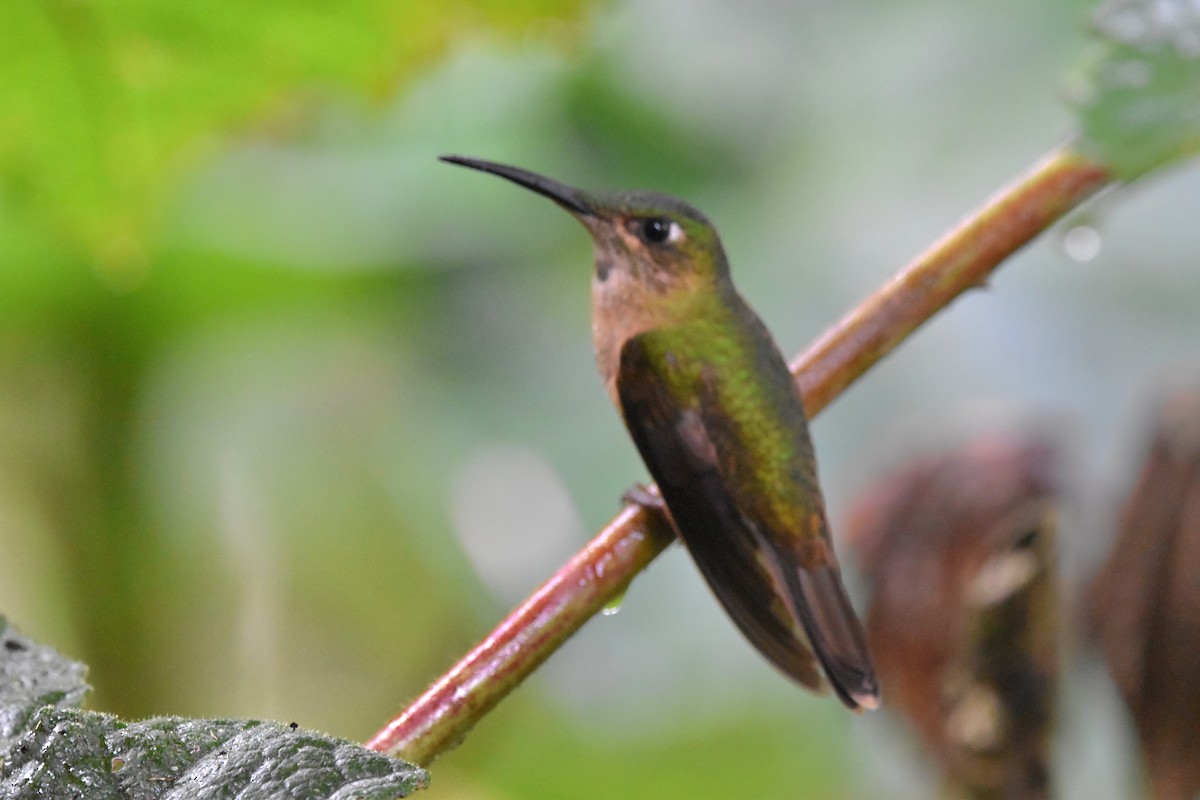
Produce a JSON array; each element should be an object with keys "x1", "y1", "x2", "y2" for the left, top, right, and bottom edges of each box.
[{"x1": 617, "y1": 334, "x2": 878, "y2": 710}]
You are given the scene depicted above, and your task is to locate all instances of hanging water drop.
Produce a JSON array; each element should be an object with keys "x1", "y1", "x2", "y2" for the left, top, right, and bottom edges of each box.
[
  {"x1": 601, "y1": 589, "x2": 627, "y2": 617},
  {"x1": 1061, "y1": 224, "x2": 1103, "y2": 262}
]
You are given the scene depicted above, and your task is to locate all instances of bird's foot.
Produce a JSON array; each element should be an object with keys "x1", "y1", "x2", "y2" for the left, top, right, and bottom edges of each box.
[{"x1": 621, "y1": 482, "x2": 665, "y2": 511}]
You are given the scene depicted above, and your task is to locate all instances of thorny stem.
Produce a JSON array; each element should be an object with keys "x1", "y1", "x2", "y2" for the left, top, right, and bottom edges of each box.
[{"x1": 366, "y1": 144, "x2": 1112, "y2": 765}]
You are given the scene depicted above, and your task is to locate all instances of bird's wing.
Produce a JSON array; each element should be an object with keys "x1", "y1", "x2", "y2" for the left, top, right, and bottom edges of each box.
[{"x1": 616, "y1": 333, "x2": 878, "y2": 710}]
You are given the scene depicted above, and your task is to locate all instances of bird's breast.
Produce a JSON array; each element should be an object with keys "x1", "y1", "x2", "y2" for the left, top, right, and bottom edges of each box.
[{"x1": 591, "y1": 283, "x2": 667, "y2": 405}]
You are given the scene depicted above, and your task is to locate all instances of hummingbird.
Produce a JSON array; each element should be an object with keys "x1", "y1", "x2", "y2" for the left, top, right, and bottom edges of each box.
[{"x1": 441, "y1": 155, "x2": 880, "y2": 711}]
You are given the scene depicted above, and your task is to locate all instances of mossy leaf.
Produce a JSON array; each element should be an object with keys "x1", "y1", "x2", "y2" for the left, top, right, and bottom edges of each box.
[{"x1": 0, "y1": 618, "x2": 428, "y2": 799}]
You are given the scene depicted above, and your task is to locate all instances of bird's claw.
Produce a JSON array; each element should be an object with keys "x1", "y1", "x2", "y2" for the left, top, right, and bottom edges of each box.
[{"x1": 622, "y1": 482, "x2": 665, "y2": 511}]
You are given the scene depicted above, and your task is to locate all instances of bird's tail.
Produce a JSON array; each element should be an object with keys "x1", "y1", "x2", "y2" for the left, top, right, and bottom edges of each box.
[{"x1": 792, "y1": 564, "x2": 881, "y2": 711}]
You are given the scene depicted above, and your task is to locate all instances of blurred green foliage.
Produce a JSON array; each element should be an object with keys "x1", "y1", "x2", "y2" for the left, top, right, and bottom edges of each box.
[
  {"x1": 0, "y1": 0, "x2": 587, "y2": 282},
  {"x1": 1, "y1": 0, "x2": 1198, "y2": 798},
  {"x1": 1073, "y1": 0, "x2": 1200, "y2": 178}
]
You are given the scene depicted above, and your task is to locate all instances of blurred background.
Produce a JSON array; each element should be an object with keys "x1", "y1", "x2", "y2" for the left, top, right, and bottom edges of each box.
[{"x1": 2, "y1": 0, "x2": 1198, "y2": 797}]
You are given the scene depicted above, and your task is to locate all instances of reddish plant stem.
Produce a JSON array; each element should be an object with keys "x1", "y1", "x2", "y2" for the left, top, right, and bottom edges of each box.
[
  {"x1": 793, "y1": 146, "x2": 1111, "y2": 411},
  {"x1": 367, "y1": 144, "x2": 1112, "y2": 765},
  {"x1": 367, "y1": 503, "x2": 677, "y2": 765}
]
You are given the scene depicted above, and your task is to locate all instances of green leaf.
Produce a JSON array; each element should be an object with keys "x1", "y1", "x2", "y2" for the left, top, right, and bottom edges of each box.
[
  {"x1": 1071, "y1": 0, "x2": 1200, "y2": 178},
  {"x1": 0, "y1": 619, "x2": 429, "y2": 799}
]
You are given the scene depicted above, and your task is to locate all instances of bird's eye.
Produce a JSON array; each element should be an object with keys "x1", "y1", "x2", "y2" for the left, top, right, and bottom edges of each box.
[{"x1": 640, "y1": 217, "x2": 675, "y2": 244}]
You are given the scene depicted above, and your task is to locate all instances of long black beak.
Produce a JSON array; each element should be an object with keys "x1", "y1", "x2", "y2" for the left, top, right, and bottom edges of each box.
[{"x1": 439, "y1": 155, "x2": 596, "y2": 217}]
